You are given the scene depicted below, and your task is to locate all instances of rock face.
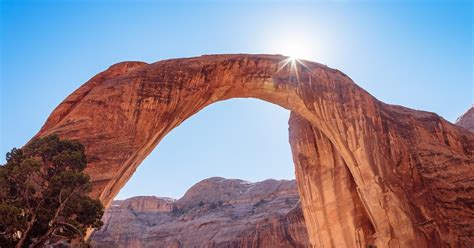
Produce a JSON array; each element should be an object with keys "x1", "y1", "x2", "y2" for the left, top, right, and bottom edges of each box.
[
  {"x1": 90, "y1": 177, "x2": 309, "y2": 247},
  {"x1": 455, "y1": 106, "x2": 474, "y2": 132},
  {"x1": 289, "y1": 114, "x2": 375, "y2": 247},
  {"x1": 33, "y1": 54, "x2": 474, "y2": 247}
]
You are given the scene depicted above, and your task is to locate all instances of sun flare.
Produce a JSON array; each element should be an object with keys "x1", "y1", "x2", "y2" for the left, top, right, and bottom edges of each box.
[
  {"x1": 272, "y1": 36, "x2": 313, "y2": 83},
  {"x1": 284, "y1": 47, "x2": 307, "y2": 61},
  {"x1": 277, "y1": 39, "x2": 310, "y2": 72},
  {"x1": 273, "y1": 34, "x2": 313, "y2": 61}
]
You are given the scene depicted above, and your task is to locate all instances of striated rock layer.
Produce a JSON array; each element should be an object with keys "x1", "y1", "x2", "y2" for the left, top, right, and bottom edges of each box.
[
  {"x1": 90, "y1": 178, "x2": 309, "y2": 248},
  {"x1": 33, "y1": 54, "x2": 474, "y2": 247}
]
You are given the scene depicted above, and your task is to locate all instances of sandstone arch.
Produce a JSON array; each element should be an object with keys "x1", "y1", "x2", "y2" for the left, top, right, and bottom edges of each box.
[{"x1": 34, "y1": 54, "x2": 473, "y2": 247}]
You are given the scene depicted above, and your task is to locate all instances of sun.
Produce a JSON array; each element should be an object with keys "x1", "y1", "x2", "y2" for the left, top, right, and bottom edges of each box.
[
  {"x1": 276, "y1": 37, "x2": 312, "y2": 61},
  {"x1": 270, "y1": 32, "x2": 314, "y2": 82},
  {"x1": 288, "y1": 56, "x2": 298, "y2": 63},
  {"x1": 277, "y1": 41, "x2": 310, "y2": 68},
  {"x1": 285, "y1": 49, "x2": 307, "y2": 61}
]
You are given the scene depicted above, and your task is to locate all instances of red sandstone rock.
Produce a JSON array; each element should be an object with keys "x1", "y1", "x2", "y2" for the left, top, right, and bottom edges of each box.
[
  {"x1": 90, "y1": 178, "x2": 309, "y2": 247},
  {"x1": 33, "y1": 54, "x2": 474, "y2": 247}
]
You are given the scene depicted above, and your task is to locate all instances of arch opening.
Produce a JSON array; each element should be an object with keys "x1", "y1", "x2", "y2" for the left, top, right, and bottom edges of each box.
[
  {"x1": 93, "y1": 98, "x2": 312, "y2": 247},
  {"x1": 115, "y1": 98, "x2": 295, "y2": 200}
]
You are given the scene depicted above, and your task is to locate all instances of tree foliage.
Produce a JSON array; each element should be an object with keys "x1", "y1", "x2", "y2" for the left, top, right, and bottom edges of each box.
[{"x1": 0, "y1": 135, "x2": 104, "y2": 247}]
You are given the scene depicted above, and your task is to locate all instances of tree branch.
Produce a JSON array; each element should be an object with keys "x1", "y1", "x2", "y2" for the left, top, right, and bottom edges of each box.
[
  {"x1": 31, "y1": 187, "x2": 78, "y2": 247},
  {"x1": 57, "y1": 221, "x2": 84, "y2": 240}
]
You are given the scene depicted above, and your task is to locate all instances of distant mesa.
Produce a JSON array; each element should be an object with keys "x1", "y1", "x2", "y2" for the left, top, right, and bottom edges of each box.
[
  {"x1": 455, "y1": 106, "x2": 474, "y2": 132},
  {"x1": 90, "y1": 177, "x2": 309, "y2": 248}
]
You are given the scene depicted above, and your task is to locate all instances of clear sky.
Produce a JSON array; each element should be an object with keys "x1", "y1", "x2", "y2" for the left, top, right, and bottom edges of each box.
[{"x1": 1, "y1": 0, "x2": 472, "y2": 199}]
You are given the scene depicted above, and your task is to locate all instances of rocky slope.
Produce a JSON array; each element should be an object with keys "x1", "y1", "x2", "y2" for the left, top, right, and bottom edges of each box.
[
  {"x1": 34, "y1": 54, "x2": 474, "y2": 247},
  {"x1": 455, "y1": 106, "x2": 474, "y2": 132},
  {"x1": 90, "y1": 178, "x2": 309, "y2": 248}
]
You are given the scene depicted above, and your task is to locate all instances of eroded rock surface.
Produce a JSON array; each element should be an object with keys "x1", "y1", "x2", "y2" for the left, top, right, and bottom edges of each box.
[
  {"x1": 289, "y1": 109, "x2": 474, "y2": 248},
  {"x1": 455, "y1": 106, "x2": 474, "y2": 132},
  {"x1": 90, "y1": 178, "x2": 309, "y2": 248},
  {"x1": 33, "y1": 54, "x2": 474, "y2": 247},
  {"x1": 289, "y1": 114, "x2": 375, "y2": 247}
]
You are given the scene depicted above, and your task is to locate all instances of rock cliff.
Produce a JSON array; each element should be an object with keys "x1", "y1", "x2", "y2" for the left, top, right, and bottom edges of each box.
[
  {"x1": 90, "y1": 177, "x2": 309, "y2": 248},
  {"x1": 455, "y1": 106, "x2": 474, "y2": 132},
  {"x1": 33, "y1": 54, "x2": 474, "y2": 247}
]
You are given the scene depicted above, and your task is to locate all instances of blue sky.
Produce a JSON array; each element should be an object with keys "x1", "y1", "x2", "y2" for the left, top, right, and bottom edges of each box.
[{"x1": 1, "y1": 0, "x2": 472, "y2": 199}]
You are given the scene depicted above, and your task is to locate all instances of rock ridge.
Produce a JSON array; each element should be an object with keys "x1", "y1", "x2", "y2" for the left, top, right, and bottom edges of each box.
[{"x1": 90, "y1": 177, "x2": 309, "y2": 248}]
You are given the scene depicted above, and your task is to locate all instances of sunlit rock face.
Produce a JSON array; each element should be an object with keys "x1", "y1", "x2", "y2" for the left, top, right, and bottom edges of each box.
[
  {"x1": 289, "y1": 114, "x2": 375, "y2": 247},
  {"x1": 455, "y1": 106, "x2": 474, "y2": 132},
  {"x1": 34, "y1": 54, "x2": 474, "y2": 247},
  {"x1": 289, "y1": 110, "x2": 474, "y2": 248},
  {"x1": 90, "y1": 178, "x2": 309, "y2": 248}
]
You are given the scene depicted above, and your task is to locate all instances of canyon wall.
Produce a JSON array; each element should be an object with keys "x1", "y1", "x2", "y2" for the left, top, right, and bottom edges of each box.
[
  {"x1": 33, "y1": 54, "x2": 474, "y2": 247},
  {"x1": 90, "y1": 178, "x2": 309, "y2": 247}
]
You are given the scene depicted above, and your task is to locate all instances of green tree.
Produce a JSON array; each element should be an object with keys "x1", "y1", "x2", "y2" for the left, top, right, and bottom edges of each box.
[{"x1": 0, "y1": 135, "x2": 104, "y2": 247}]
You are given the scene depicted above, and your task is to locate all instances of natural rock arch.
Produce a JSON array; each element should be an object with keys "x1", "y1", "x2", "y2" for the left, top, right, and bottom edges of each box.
[{"x1": 34, "y1": 54, "x2": 473, "y2": 247}]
